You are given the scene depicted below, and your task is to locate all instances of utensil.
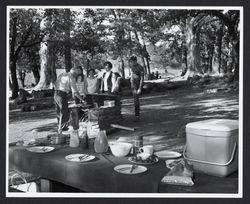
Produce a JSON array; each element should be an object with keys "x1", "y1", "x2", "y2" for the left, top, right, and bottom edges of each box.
[
  {"x1": 65, "y1": 154, "x2": 95, "y2": 162},
  {"x1": 114, "y1": 164, "x2": 147, "y2": 175},
  {"x1": 130, "y1": 164, "x2": 138, "y2": 173},
  {"x1": 79, "y1": 155, "x2": 90, "y2": 161}
]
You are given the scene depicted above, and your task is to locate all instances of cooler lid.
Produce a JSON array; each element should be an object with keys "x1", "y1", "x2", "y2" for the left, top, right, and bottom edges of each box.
[{"x1": 186, "y1": 119, "x2": 238, "y2": 135}]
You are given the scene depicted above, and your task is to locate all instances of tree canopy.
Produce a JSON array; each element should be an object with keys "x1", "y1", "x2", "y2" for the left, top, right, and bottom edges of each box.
[{"x1": 8, "y1": 8, "x2": 240, "y2": 98}]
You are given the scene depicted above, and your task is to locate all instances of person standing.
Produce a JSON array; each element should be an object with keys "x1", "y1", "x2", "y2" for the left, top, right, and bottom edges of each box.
[
  {"x1": 100, "y1": 61, "x2": 121, "y2": 94},
  {"x1": 75, "y1": 66, "x2": 88, "y2": 97},
  {"x1": 54, "y1": 68, "x2": 85, "y2": 133},
  {"x1": 86, "y1": 69, "x2": 100, "y2": 94},
  {"x1": 128, "y1": 56, "x2": 144, "y2": 120}
]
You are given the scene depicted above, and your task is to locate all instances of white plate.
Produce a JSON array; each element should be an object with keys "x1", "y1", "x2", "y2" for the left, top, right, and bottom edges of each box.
[
  {"x1": 154, "y1": 150, "x2": 182, "y2": 159},
  {"x1": 128, "y1": 156, "x2": 159, "y2": 165},
  {"x1": 26, "y1": 146, "x2": 55, "y2": 153},
  {"x1": 114, "y1": 164, "x2": 147, "y2": 175},
  {"x1": 65, "y1": 154, "x2": 95, "y2": 162}
]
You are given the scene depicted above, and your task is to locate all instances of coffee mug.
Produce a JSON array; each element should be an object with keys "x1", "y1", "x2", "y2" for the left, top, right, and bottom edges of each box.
[
  {"x1": 139, "y1": 145, "x2": 154, "y2": 156},
  {"x1": 137, "y1": 152, "x2": 151, "y2": 160}
]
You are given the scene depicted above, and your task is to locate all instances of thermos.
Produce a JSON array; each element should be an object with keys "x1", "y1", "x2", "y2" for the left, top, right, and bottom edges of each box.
[{"x1": 134, "y1": 135, "x2": 143, "y2": 154}]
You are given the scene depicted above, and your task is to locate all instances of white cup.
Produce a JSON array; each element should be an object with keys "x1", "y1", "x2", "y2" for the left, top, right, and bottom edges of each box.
[
  {"x1": 139, "y1": 145, "x2": 154, "y2": 156},
  {"x1": 137, "y1": 152, "x2": 151, "y2": 160}
]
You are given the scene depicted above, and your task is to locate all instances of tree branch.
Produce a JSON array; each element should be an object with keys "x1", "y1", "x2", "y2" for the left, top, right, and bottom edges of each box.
[
  {"x1": 22, "y1": 33, "x2": 46, "y2": 48},
  {"x1": 14, "y1": 25, "x2": 33, "y2": 59}
]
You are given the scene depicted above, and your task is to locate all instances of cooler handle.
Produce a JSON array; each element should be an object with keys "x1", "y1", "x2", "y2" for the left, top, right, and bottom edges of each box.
[{"x1": 183, "y1": 142, "x2": 237, "y2": 166}]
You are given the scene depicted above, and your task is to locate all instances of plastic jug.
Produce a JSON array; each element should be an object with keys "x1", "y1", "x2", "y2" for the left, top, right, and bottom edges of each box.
[
  {"x1": 69, "y1": 129, "x2": 79, "y2": 148},
  {"x1": 94, "y1": 130, "x2": 108, "y2": 153}
]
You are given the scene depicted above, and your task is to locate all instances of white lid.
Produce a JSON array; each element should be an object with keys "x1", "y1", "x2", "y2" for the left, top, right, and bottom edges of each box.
[{"x1": 186, "y1": 119, "x2": 238, "y2": 132}]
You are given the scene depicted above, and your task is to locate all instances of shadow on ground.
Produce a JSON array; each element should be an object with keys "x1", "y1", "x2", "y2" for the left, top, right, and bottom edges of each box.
[
  {"x1": 110, "y1": 89, "x2": 238, "y2": 151},
  {"x1": 8, "y1": 88, "x2": 239, "y2": 150}
]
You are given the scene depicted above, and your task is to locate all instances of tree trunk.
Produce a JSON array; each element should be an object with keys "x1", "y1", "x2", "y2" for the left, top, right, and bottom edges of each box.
[
  {"x1": 32, "y1": 65, "x2": 40, "y2": 85},
  {"x1": 128, "y1": 31, "x2": 133, "y2": 56},
  {"x1": 181, "y1": 39, "x2": 188, "y2": 76},
  {"x1": 141, "y1": 57, "x2": 147, "y2": 76},
  {"x1": 34, "y1": 14, "x2": 56, "y2": 91},
  {"x1": 10, "y1": 61, "x2": 19, "y2": 99},
  {"x1": 9, "y1": 77, "x2": 13, "y2": 90},
  {"x1": 64, "y1": 9, "x2": 72, "y2": 72},
  {"x1": 194, "y1": 32, "x2": 202, "y2": 74},
  {"x1": 120, "y1": 57, "x2": 125, "y2": 78},
  {"x1": 86, "y1": 58, "x2": 90, "y2": 75},
  {"x1": 217, "y1": 24, "x2": 223, "y2": 73},
  {"x1": 185, "y1": 17, "x2": 197, "y2": 77},
  {"x1": 145, "y1": 56, "x2": 151, "y2": 75},
  {"x1": 230, "y1": 36, "x2": 239, "y2": 80},
  {"x1": 10, "y1": 16, "x2": 19, "y2": 99},
  {"x1": 208, "y1": 46, "x2": 214, "y2": 73},
  {"x1": 133, "y1": 30, "x2": 148, "y2": 76},
  {"x1": 17, "y1": 69, "x2": 25, "y2": 88}
]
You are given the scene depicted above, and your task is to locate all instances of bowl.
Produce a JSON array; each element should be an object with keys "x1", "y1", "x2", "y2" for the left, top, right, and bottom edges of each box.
[
  {"x1": 48, "y1": 134, "x2": 67, "y2": 145},
  {"x1": 109, "y1": 142, "x2": 133, "y2": 157}
]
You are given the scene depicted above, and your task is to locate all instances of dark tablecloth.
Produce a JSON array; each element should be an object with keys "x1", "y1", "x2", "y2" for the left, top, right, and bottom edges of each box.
[
  {"x1": 9, "y1": 145, "x2": 238, "y2": 193},
  {"x1": 9, "y1": 145, "x2": 169, "y2": 193}
]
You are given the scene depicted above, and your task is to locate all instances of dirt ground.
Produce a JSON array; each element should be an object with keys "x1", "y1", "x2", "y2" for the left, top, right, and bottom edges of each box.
[{"x1": 8, "y1": 85, "x2": 239, "y2": 152}]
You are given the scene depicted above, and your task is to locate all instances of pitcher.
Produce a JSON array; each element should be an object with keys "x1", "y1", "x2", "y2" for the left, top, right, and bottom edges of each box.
[{"x1": 94, "y1": 130, "x2": 108, "y2": 153}]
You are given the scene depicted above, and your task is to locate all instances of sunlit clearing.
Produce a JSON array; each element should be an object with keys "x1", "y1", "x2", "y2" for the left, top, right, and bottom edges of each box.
[{"x1": 141, "y1": 104, "x2": 181, "y2": 110}]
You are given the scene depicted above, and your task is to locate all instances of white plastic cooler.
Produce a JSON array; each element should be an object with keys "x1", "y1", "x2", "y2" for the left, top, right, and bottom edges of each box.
[{"x1": 183, "y1": 119, "x2": 238, "y2": 177}]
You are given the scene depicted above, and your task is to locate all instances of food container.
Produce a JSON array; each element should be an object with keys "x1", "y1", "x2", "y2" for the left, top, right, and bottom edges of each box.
[
  {"x1": 109, "y1": 142, "x2": 133, "y2": 157},
  {"x1": 48, "y1": 134, "x2": 67, "y2": 145},
  {"x1": 104, "y1": 100, "x2": 115, "y2": 107},
  {"x1": 183, "y1": 119, "x2": 238, "y2": 177}
]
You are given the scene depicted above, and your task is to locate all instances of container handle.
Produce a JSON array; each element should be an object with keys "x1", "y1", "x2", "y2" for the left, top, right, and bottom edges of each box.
[{"x1": 183, "y1": 142, "x2": 237, "y2": 166}]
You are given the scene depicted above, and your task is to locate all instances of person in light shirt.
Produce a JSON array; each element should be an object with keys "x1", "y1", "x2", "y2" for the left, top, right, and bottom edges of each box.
[
  {"x1": 54, "y1": 68, "x2": 85, "y2": 133},
  {"x1": 100, "y1": 61, "x2": 121, "y2": 94},
  {"x1": 86, "y1": 69, "x2": 100, "y2": 94},
  {"x1": 75, "y1": 66, "x2": 87, "y2": 98}
]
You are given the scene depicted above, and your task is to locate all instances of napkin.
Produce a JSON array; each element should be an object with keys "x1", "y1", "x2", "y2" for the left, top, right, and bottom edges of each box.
[{"x1": 161, "y1": 159, "x2": 194, "y2": 186}]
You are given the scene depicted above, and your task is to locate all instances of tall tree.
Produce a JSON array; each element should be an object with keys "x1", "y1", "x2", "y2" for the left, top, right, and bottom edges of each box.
[
  {"x1": 9, "y1": 9, "x2": 42, "y2": 98},
  {"x1": 34, "y1": 9, "x2": 57, "y2": 91},
  {"x1": 64, "y1": 9, "x2": 72, "y2": 72}
]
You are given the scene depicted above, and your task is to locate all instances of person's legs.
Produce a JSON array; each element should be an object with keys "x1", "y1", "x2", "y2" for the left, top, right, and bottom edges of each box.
[
  {"x1": 54, "y1": 93, "x2": 60, "y2": 125},
  {"x1": 132, "y1": 90, "x2": 140, "y2": 117},
  {"x1": 54, "y1": 91, "x2": 69, "y2": 133}
]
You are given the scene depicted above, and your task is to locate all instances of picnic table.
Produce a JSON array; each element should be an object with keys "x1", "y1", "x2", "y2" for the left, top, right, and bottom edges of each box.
[{"x1": 8, "y1": 142, "x2": 238, "y2": 193}]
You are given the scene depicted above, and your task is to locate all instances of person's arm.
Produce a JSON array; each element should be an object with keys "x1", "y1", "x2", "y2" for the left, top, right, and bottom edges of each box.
[
  {"x1": 111, "y1": 73, "x2": 117, "y2": 93},
  {"x1": 100, "y1": 74, "x2": 104, "y2": 93}
]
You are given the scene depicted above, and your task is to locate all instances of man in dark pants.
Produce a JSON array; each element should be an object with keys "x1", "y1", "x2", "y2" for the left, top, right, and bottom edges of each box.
[
  {"x1": 54, "y1": 68, "x2": 85, "y2": 133},
  {"x1": 128, "y1": 56, "x2": 144, "y2": 121}
]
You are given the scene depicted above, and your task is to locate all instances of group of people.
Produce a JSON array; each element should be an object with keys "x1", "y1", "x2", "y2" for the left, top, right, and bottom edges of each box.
[{"x1": 54, "y1": 56, "x2": 144, "y2": 133}]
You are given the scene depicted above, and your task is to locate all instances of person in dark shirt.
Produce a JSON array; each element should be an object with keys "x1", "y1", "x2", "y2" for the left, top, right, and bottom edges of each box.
[{"x1": 128, "y1": 56, "x2": 144, "y2": 120}]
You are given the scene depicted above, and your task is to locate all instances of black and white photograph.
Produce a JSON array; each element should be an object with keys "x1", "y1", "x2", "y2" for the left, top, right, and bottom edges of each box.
[{"x1": 5, "y1": 4, "x2": 243, "y2": 198}]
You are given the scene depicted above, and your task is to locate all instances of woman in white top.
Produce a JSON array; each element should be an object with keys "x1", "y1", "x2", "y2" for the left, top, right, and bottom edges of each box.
[
  {"x1": 75, "y1": 66, "x2": 87, "y2": 96},
  {"x1": 86, "y1": 69, "x2": 100, "y2": 94}
]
